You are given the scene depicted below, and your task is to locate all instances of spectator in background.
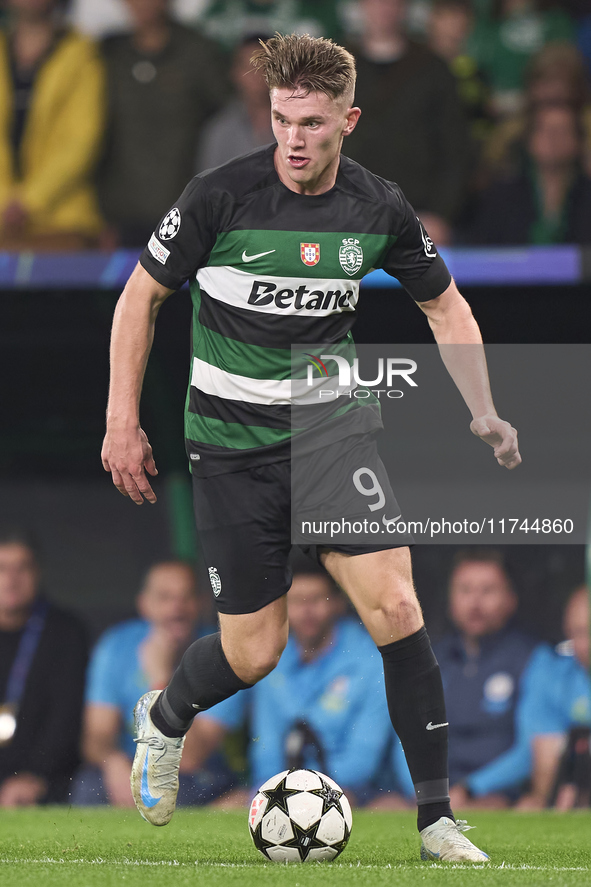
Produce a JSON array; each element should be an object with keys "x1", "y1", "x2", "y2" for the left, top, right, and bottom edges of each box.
[
  {"x1": 468, "y1": 0, "x2": 575, "y2": 117},
  {"x1": 194, "y1": 0, "x2": 344, "y2": 52},
  {"x1": 468, "y1": 102, "x2": 591, "y2": 244},
  {"x1": 196, "y1": 35, "x2": 274, "y2": 172},
  {"x1": 74, "y1": 560, "x2": 230, "y2": 806},
  {"x1": 97, "y1": 0, "x2": 228, "y2": 247},
  {"x1": 517, "y1": 586, "x2": 590, "y2": 810},
  {"x1": 483, "y1": 42, "x2": 591, "y2": 181},
  {"x1": 0, "y1": 0, "x2": 105, "y2": 249},
  {"x1": 189, "y1": 571, "x2": 396, "y2": 807},
  {"x1": 426, "y1": 0, "x2": 492, "y2": 145},
  {"x1": 70, "y1": 0, "x2": 206, "y2": 37},
  {"x1": 70, "y1": 0, "x2": 132, "y2": 35},
  {"x1": 389, "y1": 550, "x2": 544, "y2": 809},
  {"x1": 0, "y1": 528, "x2": 88, "y2": 806},
  {"x1": 343, "y1": 0, "x2": 471, "y2": 245}
]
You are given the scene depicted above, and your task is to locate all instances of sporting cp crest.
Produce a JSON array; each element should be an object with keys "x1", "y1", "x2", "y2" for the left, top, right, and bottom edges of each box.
[
  {"x1": 208, "y1": 566, "x2": 222, "y2": 597},
  {"x1": 339, "y1": 238, "x2": 363, "y2": 276},
  {"x1": 301, "y1": 243, "x2": 320, "y2": 266}
]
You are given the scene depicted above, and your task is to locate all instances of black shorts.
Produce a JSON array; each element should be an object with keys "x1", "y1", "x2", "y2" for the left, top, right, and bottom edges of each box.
[{"x1": 192, "y1": 435, "x2": 412, "y2": 614}]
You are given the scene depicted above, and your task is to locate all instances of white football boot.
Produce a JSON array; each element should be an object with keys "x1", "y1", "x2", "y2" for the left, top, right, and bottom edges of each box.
[
  {"x1": 130, "y1": 690, "x2": 185, "y2": 826},
  {"x1": 420, "y1": 816, "x2": 490, "y2": 862}
]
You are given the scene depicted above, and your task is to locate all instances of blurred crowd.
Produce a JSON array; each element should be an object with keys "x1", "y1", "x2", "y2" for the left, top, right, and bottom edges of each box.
[
  {"x1": 1, "y1": 0, "x2": 591, "y2": 249},
  {"x1": 1, "y1": 528, "x2": 589, "y2": 810}
]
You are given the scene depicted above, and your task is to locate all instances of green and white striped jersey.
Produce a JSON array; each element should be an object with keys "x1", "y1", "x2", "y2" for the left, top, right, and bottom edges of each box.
[{"x1": 140, "y1": 144, "x2": 451, "y2": 476}]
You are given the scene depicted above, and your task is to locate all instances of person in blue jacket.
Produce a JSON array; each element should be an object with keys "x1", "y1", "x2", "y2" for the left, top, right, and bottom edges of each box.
[
  {"x1": 516, "y1": 586, "x2": 590, "y2": 810},
  {"x1": 191, "y1": 569, "x2": 397, "y2": 806},
  {"x1": 391, "y1": 549, "x2": 546, "y2": 808}
]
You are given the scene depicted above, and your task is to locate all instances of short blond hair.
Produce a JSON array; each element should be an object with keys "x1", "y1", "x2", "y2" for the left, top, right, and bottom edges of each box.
[{"x1": 251, "y1": 33, "x2": 356, "y2": 104}]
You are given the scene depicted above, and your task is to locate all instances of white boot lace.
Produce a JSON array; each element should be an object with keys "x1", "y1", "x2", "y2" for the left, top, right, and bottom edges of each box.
[{"x1": 134, "y1": 734, "x2": 183, "y2": 794}]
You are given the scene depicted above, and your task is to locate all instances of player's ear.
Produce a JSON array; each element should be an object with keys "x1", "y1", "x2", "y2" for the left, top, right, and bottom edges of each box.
[{"x1": 343, "y1": 107, "x2": 361, "y2": 137}]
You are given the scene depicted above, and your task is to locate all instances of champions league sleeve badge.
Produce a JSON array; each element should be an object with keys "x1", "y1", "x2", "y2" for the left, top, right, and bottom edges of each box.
[
  {"x1": 159, "y1": 207, "x2": 182, "y2": 240},
  {"x1": 339, "y1": 238, "x2": 363, "y2": 276}
]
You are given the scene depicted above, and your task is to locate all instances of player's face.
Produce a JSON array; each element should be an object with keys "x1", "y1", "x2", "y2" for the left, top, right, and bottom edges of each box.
[
  {"x1": 0, "y1": 543, "x2": 39, "y2": 620},
  {"x1": 287, "y1": 575, "x2": 343, "y2": 652},
  {"x1": 138, "y1": 563, "x2": 200, "y2": 642},
  {"x1": 271, "y1": 88, "x2": 361, "y2": 196},
  {"x1": 449, "y1": 561, "x2": 516, "y2": 639}
]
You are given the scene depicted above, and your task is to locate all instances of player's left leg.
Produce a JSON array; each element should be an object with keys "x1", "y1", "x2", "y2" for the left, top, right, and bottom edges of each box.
[{"x1": 322, "y1": 547, "x2": 489, "y2": 862}]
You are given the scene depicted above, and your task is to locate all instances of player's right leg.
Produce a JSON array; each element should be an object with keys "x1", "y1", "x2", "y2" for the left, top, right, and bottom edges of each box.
[{"x1": 130, "y1": 461, "x2": 293, "y2": 826}]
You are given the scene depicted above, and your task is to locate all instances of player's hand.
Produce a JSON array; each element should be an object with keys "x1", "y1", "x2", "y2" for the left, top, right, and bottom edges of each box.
[
  {"x1": 101, "y1": 425, "x2": 158, "y2": 504},
  {"x1": 470, "y1": 414, "x2": 521, "y2": 470}
]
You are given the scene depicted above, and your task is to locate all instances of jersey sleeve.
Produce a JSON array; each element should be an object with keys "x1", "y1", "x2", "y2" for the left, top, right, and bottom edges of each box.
[
  {"x1": 139, "y1": 175, "x2": 217, "y2": 291},
  {"x1": 379, "y1": 189, "x2": 452, "y2": 302}
]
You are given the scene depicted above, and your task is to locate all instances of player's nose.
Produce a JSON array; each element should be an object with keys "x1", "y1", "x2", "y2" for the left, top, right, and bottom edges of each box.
[{"x1": 287, "y1": 125, "x2": 305, "y2": 147}]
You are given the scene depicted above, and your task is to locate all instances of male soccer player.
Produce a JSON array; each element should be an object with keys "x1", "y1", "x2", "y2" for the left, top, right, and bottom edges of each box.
[{"x1": 101, "y1": 34, "x2": 520, "y2": 861}]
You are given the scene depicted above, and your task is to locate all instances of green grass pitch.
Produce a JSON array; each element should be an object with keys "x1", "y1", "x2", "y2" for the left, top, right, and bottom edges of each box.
[{"x1": 1, "y1": 808, "x2": 590, "y2": 887}]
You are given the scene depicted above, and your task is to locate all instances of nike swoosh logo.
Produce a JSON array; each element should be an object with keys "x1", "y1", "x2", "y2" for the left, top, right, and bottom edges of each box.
[
  {"x1": 382, "y1": 514, "x2": 401, "y2": 526},
  {"x1": 426, "y1": 721, "x2": 449, "y2": 731},
  {"x1": 140, "y1": 751, "x2": 162, "y2": 808},
  {"x1": 242, "y1": 249, "x2": 276, "y2": 262}
]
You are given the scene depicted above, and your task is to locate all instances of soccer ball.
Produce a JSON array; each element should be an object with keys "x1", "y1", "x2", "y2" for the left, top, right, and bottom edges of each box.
[
  {"x1": 248, "y1": 768, "x2": 352, "y2": 863},
  {"x1": 158, "y1": 207, "x2": 181, "y2": 240}
]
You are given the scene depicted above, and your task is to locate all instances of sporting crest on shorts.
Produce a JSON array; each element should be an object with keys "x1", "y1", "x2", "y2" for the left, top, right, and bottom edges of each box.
[
  {"x1": 208, "y1": 566, "x2": 222, "y2": 597},
  {"x1": 301, "y1": 243, "x2": 320, "y2": 266},
  {"x1": 339, "y1": 238, "x2": 363, "y2": 276}
]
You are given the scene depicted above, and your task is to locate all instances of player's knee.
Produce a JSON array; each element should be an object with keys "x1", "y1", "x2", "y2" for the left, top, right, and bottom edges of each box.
[
  {"x1": 374, "y1": 591, "x2": 422, "y2": 634},
  {"x1": 227, "y1": 632, "x2": 288, "y2": 685},
  {"x1": 241, "y1": 644, "x2": 286, "y2": 684}
]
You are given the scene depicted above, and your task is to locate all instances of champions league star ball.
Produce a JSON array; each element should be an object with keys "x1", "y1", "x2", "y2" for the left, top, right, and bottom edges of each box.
[{"x1": 248, "y1": 769, "x2": 352, "y2": 863}]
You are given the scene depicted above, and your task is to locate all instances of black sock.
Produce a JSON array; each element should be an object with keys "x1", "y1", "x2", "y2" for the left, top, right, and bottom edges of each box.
[
  {"x1": 378, "y1": 626, "x2": 454, "y2": 831},
  {"x1": 417, "y1": 801, "x2": 455, "y2": 832},
  {"x1": 151, "y1": 695, "x2": 186, "y2": 738},
  {"x1": 151, "y1": 632, "x2": 252, "y2": 738}
]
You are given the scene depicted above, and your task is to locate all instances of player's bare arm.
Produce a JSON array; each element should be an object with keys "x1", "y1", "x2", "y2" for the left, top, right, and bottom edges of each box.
[
  {"x1": 101, "y1": 263, "x2": 174, "y2": 504},
  {"x1": 418, "y1": 279, "x2": 521, "y2": 470}
]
